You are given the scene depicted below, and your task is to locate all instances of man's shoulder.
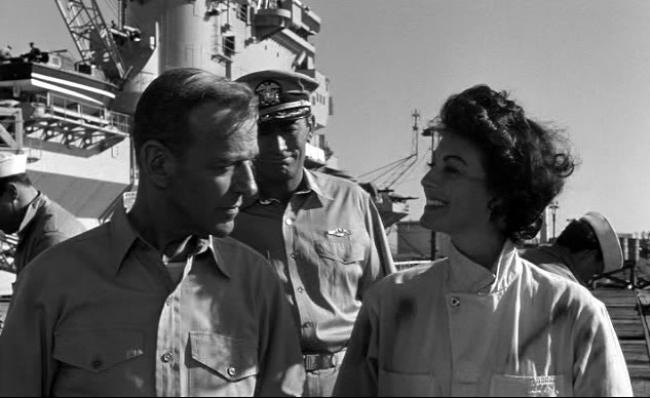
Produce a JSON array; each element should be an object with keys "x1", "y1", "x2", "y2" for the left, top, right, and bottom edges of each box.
[
  {"x1": 212, "y1": 236, "x2": 272, "y2": 272},
  {"x1": 310, "y1": 170, "x2": 369, "y2": 198},
  {"x1": 28, "y1": 223, "x2": 109, "y2": 267},
  {"x1": 368, "y1": 259, "x2": 445, "y2": 298},
  {"x1": 17, "y1": 223, "x2": 111, "y2": 284}
]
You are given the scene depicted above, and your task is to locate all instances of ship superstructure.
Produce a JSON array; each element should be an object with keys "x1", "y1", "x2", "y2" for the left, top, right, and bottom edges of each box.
[
  {"x1": 0, "y1": 0, "x2": 332, "y2": 226},
  {"x1": 0, "y1": 0, "x2": 333, "y2": 277}
]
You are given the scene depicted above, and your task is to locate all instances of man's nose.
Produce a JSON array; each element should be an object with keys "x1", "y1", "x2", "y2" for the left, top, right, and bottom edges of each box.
[
  {"x1": 270, "y1": 134, "x2": 288, "y2": 152},
  {"x1": 233, "y1": 161, "x2": 258, "y2": 197}
]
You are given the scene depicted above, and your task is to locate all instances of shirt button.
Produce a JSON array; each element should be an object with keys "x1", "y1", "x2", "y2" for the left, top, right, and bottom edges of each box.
[
  {"x1": 290, "y1": 252, "x2": 297, "y2": 259},
  {"x1": 297, "y1": 286, "x2": 305, "y2": 293},
  {"x1": 91, "y1": 359, "x2": 103, "y2": 369},
  {"x1": 303, "y1": 321, "x2": 314, "y2": 328},
  {"x1": 227, "y1": 366, "x2": 237, "y2": 377},
  {"x1": 449, "y1": 296, "x2": 461, "y2": 307},
  {"x1": 160, "y1": 352, "x2": 174, "y2": 363},
  {"x1": 285, "y1": 218, "x2": 293, "y2": 225}
]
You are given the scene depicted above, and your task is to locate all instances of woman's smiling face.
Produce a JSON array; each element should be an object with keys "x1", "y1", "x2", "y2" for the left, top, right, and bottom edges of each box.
[{"x1": 420, "y1": 132, "x2": 495, "y2": 238}]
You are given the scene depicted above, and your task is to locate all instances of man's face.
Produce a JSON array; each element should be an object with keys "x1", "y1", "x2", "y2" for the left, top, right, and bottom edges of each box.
[
  {"x1": 573, "y1": 249, "x2": 603, "y2": 283},
  {"x1": 256, "y1": 117, "x2": 311, "y2": 182},
  {"x1": 167, "y1": 101, "x2": 258, "y2": 237}
]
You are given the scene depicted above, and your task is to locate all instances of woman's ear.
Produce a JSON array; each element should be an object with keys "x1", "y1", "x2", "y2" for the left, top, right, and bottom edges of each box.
[{"x1": 487, "y1": 197, "x2": 507, "y2": 228}]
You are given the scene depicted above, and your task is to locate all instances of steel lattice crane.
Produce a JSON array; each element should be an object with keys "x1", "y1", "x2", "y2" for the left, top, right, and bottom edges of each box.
[{"x1": 54, "y1": 0, "x2": 129, "y2": 83}]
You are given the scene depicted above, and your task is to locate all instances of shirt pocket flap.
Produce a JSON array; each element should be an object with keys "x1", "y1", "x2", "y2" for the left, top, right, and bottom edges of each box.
[
  {"x1": 489, "y1": 374, "x2": 570, "y2": 397},
  {"x1": 189, "y1": 331, "x2": 259, "y2": 381},
  {"x1": 53, "y1": 329, "x2": 144, "y2": 373},
  {"x1": 315, "y1": 239, "x2": 365, "y2": 264},
  {"x1": 378, "y1": 369, "x2": 438, "y2": 397}
]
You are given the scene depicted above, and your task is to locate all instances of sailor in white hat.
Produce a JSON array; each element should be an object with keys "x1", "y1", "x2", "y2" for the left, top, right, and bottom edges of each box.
[
  {"x1": 0, "y1": 152, "x2": 84, "y2": 275},
  {"x1": 521, "y1": 211, "x2": 623, "y2": 285}
]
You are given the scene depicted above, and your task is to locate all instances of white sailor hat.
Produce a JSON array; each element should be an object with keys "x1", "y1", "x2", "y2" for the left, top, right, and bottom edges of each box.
[
  {"x1": 0, "y1": 152, "x2": 26, "y2": 178},
  {"x1": 580, "y1": 211, "x2": 623, "y2": 273}
]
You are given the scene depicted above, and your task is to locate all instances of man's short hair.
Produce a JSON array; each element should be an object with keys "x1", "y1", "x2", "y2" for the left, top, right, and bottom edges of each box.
[
  {"x1": 132, "y1": 68, "x2": 258, "y2": 164},
  {"x1": 556, "y1": 218, "x2": 603, "y2": 261}
]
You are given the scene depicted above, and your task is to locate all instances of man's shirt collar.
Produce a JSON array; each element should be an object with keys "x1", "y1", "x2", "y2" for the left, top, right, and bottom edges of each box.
[
  {"x1": 108, "y1": 205, "x2": 230, "y2": 278},
  {"x1": 254, "y1": 169, "x2": 333, "y2": 206},
  {"x1": 17, "y1": 192, "x2": 47, "y2": 237}
]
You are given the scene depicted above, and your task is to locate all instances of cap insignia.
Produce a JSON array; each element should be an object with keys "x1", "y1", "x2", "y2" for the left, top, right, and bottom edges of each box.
[{"x1": 255, "y1": 81, "x2": 281, "y2": 107}]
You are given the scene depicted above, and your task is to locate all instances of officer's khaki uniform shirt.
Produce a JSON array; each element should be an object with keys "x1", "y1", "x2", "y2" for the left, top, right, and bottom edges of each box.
[
  {"x1": 14, "y1": 192, "x2": 85, "y2": 274},
  {"x1": 0, "y1": 206, "x2": 304, "y2": 396},
  {"x1": 334, "y1": 241, "x2": 632, "y2": 396},
  {"x1": 231, "y1": 170, "x2": 395, "y2": 353}
]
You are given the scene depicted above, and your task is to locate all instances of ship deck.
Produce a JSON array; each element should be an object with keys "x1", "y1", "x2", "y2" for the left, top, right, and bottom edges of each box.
[{"x1": 593, "y1": 288, "x2": 650, "y2": 395}]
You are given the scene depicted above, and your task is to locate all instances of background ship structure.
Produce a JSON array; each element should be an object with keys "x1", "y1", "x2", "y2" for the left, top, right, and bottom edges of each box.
[{"x1": 0, "y1": 0, "x2": 336, "y2": 271}]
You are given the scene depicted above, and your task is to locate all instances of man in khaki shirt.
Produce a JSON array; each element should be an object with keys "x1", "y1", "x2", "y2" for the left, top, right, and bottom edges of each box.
[
  {"x1": 0, "y1": 68, "x2": 304, "y2": 396},
  {"x1": 232, "y1": 70, "x2": 395, "y2": 396}
]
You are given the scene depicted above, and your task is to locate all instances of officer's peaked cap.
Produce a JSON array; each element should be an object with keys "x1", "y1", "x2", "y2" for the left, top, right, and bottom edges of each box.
[{"x1": 236, "y1": 69, "x2": 319, "y2": 123}]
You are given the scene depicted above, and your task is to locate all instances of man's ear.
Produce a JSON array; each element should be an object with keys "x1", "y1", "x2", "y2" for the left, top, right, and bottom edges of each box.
[
  {"x1": 307, "y1": 115, "x2": 315, "y2": 140},
  {"x1": 6, "y1": 183, "x2": 18, "y2": 201},
  {"x1": 138, "y1": 140, "x2": 176, "y2": 188}
]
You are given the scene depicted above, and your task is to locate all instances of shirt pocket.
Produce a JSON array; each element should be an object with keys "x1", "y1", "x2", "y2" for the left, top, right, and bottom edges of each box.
[
  {"x1": 378, "y1": 369, "x2": 439, "y2": 397},
  {"x1": 489, "y1": 374, "x2": 571, "y2": 397},
  {"x1": 314, "y1": 236, "x2": 366, "y2": 265},
  {"x1": 188, "y1": 331, "x2": 259, "y2": 396},
  {"x1": 53, "y1": 328, "x2": 144, "y2": 373}
]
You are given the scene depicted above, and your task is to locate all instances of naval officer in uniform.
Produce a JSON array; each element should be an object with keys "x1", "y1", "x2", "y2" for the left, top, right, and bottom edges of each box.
[
  {"x1": 0, "y1": 152, "x2": 85, "y2": 277},
  {"x1": 232, "y1": 70, "x2": 395, "y2": 397}
]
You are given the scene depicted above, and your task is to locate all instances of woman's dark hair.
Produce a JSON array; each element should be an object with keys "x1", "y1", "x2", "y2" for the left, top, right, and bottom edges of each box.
[
  {"x1": 556, "y1": 219, "x2": 603, "y2": 261},
  {"x1": 439, "y1": 84, "x2": 575, "y2": 242},
  {"x1": 132, "y1": 68, "x2": 257, "y2": 166}
]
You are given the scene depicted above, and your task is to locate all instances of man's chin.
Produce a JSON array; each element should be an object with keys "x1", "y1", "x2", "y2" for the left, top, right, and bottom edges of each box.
[{"x1": 211, "y1": 222, "x2": 234, "y2": 238}]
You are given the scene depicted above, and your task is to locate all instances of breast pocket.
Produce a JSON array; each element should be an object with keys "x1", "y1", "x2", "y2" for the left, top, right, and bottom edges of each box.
[
  {"x1": 314, "y1": 236, "x2": 366, "y2": 265},
  {"x1": 53, "y1": 328, "x2": 144, "y2": 372},
  {"x1": 53, "y1": 328, "x2": 145, "y2": 393},
  {"x1": 378, "y1": 369, "x2": 439, "y2": 397},
  {"x1": 489, "y1": 374, "x2": 571, "y2": 397},
  {"x1": 188, "y1": 331, "x2": 259, "y2": 397}
]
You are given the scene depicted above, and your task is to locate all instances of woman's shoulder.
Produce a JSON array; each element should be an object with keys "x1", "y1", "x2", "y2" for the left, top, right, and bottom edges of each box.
[
  {"x1": 519, "y1": 257, "x2": 605, "y2": 313},
  {"x1": 366, "y1": 258, "x2": 448, "y2": 300}
]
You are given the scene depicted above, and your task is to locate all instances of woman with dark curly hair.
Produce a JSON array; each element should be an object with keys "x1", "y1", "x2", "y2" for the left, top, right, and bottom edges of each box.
[{"x1": 333, "y1": 85, "x2": 632, "y2": 396}]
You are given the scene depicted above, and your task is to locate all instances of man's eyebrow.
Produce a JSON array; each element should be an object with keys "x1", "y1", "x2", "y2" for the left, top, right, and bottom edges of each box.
[{"x1": 443, "y1": 155, "x2": 467, "y2": 165}]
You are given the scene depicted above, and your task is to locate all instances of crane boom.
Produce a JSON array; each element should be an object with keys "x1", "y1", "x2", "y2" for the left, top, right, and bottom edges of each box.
[{"x1": 53, "y1": 0, "x2": 128, "y2": 83}]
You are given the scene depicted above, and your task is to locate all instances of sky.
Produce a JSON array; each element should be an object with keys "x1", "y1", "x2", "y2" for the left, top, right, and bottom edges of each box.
[
  {"x1": 310, "y1": 0, "x2": 650, "y2": 235},
  {"x1": 1, "y1": 0, "x2": 650, "y2": 234}
]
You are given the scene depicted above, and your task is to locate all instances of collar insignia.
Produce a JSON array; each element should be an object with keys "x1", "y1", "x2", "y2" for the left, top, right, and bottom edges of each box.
[
  {"x1": 327, "y1": 228, "x2": 352, "y2": 238},
  {"x1": 255, "y1": 80, "x2": 281, "y2": 107}
]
